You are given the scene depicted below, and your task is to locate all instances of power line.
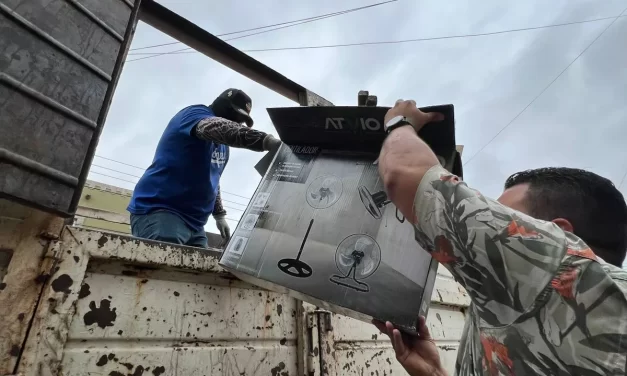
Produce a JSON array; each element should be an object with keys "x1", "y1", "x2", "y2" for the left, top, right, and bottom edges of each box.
[
  {"x1": 127, "y1": 13, "x2": 356, "y2": 58},
  {"x1": 126, "y1": 15, "x2": 627, "y2": 63},
  {"x1": 93, "y1": 155, "x2": 252, "y2": 200},
  {"x1": 462, "y1": 9, "x2": 627, "y2": 167},
  {"x1": 129, "y1": 0, "x2": 397, "y2": 52},
  {"x1": 88, "y1": 170, "x2": 247, "y2": 212},
  {"x1": 618, "y1": 170, "x2": 627, "y2": 190},
  {"x1": 90, "y1": 171, "x2": 138, "y2": 185},
  {"x1": 92, "y1": 164, "x2": 142, "y2": 179},
  {"x1": 94, "y1": 154, "x2": 146, "y2": 171}
]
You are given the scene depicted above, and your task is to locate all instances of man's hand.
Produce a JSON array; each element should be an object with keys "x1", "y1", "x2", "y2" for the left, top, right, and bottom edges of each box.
[
  {"x1": 384, "y1": 99, "x2": 444, "y2": 133},
  {"x1": 214, "y1": 215, "x2": 230, "y2": 240},
  {"x1": 262, "y1": 134, "x2": 282, "y2": 151},
  {"x1": 373, "y1": 317, "x2": 447, "y2": 376}
]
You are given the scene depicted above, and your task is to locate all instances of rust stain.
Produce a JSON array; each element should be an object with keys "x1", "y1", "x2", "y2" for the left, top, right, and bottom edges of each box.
[
  {"x1": 51, "y1": 274, "x2": 73, "y2": 293},
  {"x1": 270, "y1": 362, "x2": 287, "y2": 376},
  {"x1": 34, "y1": 273, "x2": 49, "y2": 284},
  {"x1": 78, "y1": 283, "x2": 91, "y2": 299},
  {"x1": 83, "y1": 299, "x2": 117, "y2": 328},
  {"x1": 96, "y1": 354, "x2": 108, "y2": 366},
  {"x1": 97, "y1": 235, "x2": 108, "y2": 248}
]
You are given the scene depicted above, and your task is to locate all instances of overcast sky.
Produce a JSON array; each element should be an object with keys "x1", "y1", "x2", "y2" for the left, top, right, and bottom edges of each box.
[{"x1": 89, "y1": 0, "x2": 627, "y2": 257}]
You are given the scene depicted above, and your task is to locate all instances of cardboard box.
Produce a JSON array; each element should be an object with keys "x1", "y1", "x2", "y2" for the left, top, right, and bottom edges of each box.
[{"x1": 220, "y1": 105, "x2": 460, "y2": 333}]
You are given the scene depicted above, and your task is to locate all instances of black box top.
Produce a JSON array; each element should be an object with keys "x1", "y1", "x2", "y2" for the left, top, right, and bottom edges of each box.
[{"x1": 266, "y1": 104, "x2": 455, "y2": 154}]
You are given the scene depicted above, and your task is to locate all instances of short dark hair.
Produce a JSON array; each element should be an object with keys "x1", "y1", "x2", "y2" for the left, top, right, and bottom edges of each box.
[{"x1": 504, "y1": 167, "x2": 627, "y2": 267}]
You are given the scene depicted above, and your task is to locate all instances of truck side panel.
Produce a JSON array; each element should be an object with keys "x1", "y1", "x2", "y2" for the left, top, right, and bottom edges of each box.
[{"x1": 18, "y1": 228, "x2": 306, "y2": 375}]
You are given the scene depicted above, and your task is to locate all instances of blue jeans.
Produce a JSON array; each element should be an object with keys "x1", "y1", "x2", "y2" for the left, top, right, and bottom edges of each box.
[{"x1": 130, "y1": 210, "x2": 208, "y2": 248}]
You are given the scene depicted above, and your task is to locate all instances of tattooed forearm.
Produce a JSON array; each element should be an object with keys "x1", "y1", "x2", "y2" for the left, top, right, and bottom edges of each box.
[
  {"x1": 212, "y1": 188, "x2": 227, "y2": 217},
  {"x1": 195, "y1": 117, "x2": 268, "y2": 151}
]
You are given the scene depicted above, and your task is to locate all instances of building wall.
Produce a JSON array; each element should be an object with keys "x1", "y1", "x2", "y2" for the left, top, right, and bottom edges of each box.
[{"x1": 75, "y1": 181, "x2": 224, "y2": 247}]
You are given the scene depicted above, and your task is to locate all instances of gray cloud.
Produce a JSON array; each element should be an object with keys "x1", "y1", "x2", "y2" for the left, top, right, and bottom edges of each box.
[{"x1": 91, "y1": 0, "x2": 627, "y2": 253}]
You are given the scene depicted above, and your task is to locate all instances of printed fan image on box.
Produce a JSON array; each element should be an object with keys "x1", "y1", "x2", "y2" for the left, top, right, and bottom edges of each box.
[{"x1": 219, "y1": 105, "x2": 461, "y2": 333}]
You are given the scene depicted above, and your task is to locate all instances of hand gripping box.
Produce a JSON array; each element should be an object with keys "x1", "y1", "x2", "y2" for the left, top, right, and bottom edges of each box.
[{"x1": 219, "y1": 105, "x2": 461, "y2": 333}]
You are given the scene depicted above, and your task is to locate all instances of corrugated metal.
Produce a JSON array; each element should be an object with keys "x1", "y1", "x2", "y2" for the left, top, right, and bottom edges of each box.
[
  {"x1": 0, "y1": 199, "x2": 65, "y2": 374},
  {"x1": 0, "y1": 0, "x2": 140, "y2": 216},
  {"x1": 19, "y1": 228, "x2": 308, "y2": 375},
  {"x1": 317, "y1": 267, "x2": 469, "y2": 376},
  {"x1": 18, "y1": 227, "x2": 469, "y2": 375}
]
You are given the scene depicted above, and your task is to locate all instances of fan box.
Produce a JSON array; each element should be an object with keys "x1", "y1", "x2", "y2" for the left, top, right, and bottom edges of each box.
[{"x1": 219, "y1": 105, "x2": 461, "y2": 333}]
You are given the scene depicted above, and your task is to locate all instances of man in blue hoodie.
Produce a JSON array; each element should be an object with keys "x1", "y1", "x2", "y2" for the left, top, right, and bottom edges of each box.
[{"x1": 127, "y1": 89, "x2": 281, "y2": 248}]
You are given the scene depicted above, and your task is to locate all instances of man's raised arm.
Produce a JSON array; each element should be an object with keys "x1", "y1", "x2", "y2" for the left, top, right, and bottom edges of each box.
[{"x1": 378, "y1": 100, "x2": 570, "y2": 326}]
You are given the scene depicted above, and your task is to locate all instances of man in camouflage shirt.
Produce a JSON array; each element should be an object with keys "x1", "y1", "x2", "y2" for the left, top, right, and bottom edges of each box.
[{"x1": 374, "y1": 99, "x2": 627, "y2": 375}]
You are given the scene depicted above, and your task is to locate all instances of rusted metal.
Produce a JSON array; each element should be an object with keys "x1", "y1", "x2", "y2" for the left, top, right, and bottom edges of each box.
[
  {"x1": 0, "y1": 147, "x2": 78, "y2": 187},
  {"x1": 0, "y1": 0, "x2": 141, "y2": 217},
  {"x1": 14, "y1": 225, "x2": 469, "y2": 375},
  {"x1": 65, "y1": 0, "x2": 125, "y2": 42},
  {"x1": 0, "y1": 200, "x2": 64, "y2": 375},
  {"x1": 19, "y1": 227, "x2": 303, "y2": 375},
  {"x1": 69, "y1": 0, "x2": 143, "y2": 216},
  {"x1": 0, "y1": 2, "x2": 111, "y2": 81},
  {"x1": 0, "y1": 73, "x2": 97, "y2": 130},
  {"x1": 139, "y1": 0, "x2": 333, "y2": 107},
  {"x1": 321, "y1": 296, "x2": 467, "y2": 376}
]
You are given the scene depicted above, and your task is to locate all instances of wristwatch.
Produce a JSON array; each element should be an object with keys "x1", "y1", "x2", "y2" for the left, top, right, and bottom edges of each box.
[{"x1": 384, "y1": 115, "x2": 414, "y2": 134}]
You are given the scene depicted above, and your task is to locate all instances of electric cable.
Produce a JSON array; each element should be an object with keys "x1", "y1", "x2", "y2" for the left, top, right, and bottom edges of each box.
[
  {"x1": 93, "y1": 155, "x2": 252, "y2": 200},
  {"x1": 88, "y1": 171, "x2": 248, "y2": 212},
  {"x1": 462, "y1": 9, "x2": 627, "y2": 167},
  {"x1": 129, "y1": 0, "x2": 397, "y2": 52},
  {"x1": 126, "y1": 15, "x2": 627, "y2": 63}
]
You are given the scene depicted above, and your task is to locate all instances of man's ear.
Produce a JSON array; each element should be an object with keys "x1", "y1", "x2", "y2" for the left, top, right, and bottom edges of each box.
[{"x1": 552, "y1": 218, "x2": 574, "y2": 233}]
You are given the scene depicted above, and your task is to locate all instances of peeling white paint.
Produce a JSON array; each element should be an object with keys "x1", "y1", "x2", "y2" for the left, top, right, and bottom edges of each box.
[{"x1": 17, "y1": 227, "x2": 469, "y2": 375}]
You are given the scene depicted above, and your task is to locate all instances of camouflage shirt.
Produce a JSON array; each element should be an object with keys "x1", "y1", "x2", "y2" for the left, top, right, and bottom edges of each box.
[{"x1": 413, "y1": 165, "x2": 627, "y2": 376}]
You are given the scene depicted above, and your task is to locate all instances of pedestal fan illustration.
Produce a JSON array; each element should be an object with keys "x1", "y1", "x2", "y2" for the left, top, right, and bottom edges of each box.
[
  {"x1": 358, "y1": 186, "x2": 405, "y2": 223},
  {"x1": 277, "y1": 219, "x2": 314, "y2": 278},
  {"x1": 330, "y1": 234, "x2": 381, "y2": 292},
  {"x1": 306, "y1": 175, "x2": 343, "y2": 209}
]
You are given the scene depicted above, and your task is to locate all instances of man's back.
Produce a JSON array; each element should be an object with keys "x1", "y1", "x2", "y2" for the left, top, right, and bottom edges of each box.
[
  {"x1": 410, "y1": 165, "x2": 627, "y2": 376},
  {"x1": 457, "y1": 256, "x2": 627, "y2": 375},
  {"x1": 128, "y1": 105, "x2": 229, "y2": 232}
]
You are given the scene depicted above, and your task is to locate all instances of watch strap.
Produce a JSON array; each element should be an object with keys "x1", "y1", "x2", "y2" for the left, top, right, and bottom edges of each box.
[{"x1": 386, "y1": 119, "x2": 413, "y2": 134}]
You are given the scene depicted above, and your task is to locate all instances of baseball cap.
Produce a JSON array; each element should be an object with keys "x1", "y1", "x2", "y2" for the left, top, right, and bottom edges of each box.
[{"x1": 218, "y1": 89, "x2": 254, "y2": 127}]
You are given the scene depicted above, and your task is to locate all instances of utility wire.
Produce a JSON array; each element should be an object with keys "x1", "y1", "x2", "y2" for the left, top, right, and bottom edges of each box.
[
  {"x1": 126, "y1": 15, "x2": 627, "y2": 63},
  {"x1": 92, "y1": 164, "x2": 142, "y2": 179},
  {"x1": 88, "y1": 170, "x2": 248, "y2": 212},
  {"x1": 94, "y1": 154, "x2": 146, "y2": 171},
  {"x1": 617, "y1": 170, "x2": 627, "y2": 190},
  {"x1": 129, "y1": 0, "x2": 397, "y2": 52},
  {"x1": 462, "y1": 9, "x2": 627, "y2": 167},
  {"x1": 93, "y1": 155, "x2": 252, "y2": 200},
  {"x1": 128, "y1": 11, "x2": 358, "y2": 57}
]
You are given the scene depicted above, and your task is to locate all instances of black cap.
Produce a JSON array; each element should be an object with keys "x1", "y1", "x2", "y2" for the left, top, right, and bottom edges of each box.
[{"x1": 218, "y1": 89, "x2": 253, "y2": 127}]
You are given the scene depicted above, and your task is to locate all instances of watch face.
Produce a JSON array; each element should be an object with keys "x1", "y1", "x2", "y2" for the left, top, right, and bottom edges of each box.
[{"x1": 384, "y1": 115, "x2": 405, "y2": 131}]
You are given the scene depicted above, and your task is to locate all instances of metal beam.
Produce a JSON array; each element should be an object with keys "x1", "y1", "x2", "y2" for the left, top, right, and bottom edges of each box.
[{"x1": 138, "y1": 0, "x2": 333, "y2": 106}]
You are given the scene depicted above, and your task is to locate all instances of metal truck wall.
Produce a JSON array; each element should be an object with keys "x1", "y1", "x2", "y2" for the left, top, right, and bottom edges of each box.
[
  {"x1": 18, "y1": 228, "x2": 311, "y2": 376},
  {"x1": 0, "y1": 199, "x2": 65, "y2": 374},
  {"x1": 318, "y1": 267, "x2": 469, "y2": 376},
  {"x1": 18, "y1": 227, "x2": 469, "y2": 375},
  {"x1": 0, "y1": 0, "x2": 141, "y2": 216}
]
